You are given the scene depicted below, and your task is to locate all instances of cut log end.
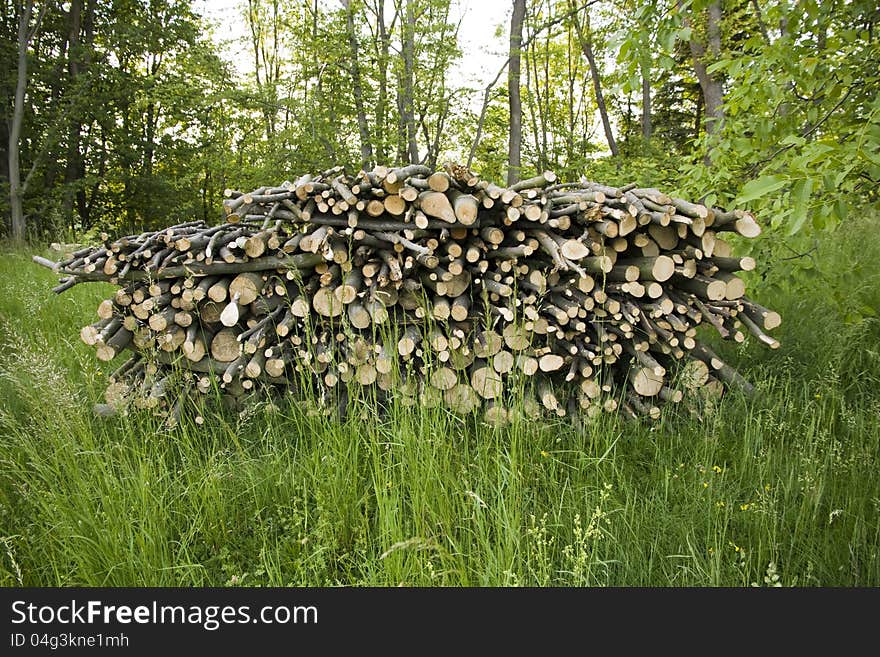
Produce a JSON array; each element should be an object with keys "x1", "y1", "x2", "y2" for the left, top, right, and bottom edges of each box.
[{"x1": 632, "y1": 367, "x2": 664, "y2": 397}]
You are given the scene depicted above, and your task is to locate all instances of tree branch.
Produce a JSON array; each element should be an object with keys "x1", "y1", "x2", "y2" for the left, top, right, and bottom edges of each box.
[{"x1": 28, "y1": 0, "x2": 53, "y2": 41}]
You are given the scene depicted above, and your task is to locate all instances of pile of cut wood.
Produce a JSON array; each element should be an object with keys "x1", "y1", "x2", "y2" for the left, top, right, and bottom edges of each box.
[{"x1": 34, "y1": 163, "x2": 780, "y2": 424}]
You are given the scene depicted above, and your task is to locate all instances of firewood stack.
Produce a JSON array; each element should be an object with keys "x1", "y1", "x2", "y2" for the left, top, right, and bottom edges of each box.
[{"x1": 34, "y1": 163, "x2": 781, "y2": 424}]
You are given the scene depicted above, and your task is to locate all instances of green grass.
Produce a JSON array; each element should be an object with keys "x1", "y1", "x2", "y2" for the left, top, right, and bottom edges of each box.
[{"x1": 0, "y1": 223, "x2": 878, "y2": 587}]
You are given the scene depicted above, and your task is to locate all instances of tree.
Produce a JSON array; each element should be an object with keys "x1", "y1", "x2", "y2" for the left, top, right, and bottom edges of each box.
[
  {"x1": 8, "y1": 0, "x2": 51, "y2": 242},
  {"x1": 246, "y1": 0, "x2": 284, "y2": 140},
  {"x1": 640, "y1": 45, "x2": 652, "y2": 141},
  {"x1": 569, "y1": 0, "x2": 618, "y2": 156},
  {"x1": 397, "y1": 0, "x2": 419, "y2": 163},
  {"x1": 518, "y1": 0, "x2": 600, "y2": 175},
  {"x1": 363, "y1": 0, "x2": 397, "y2": 163},
  {"x1": 683, "y1": 0, "x2": 724, "y2": 136},
  {"x1": 681, "y1": 0, "x2": 880, "y2": 233},
  {"x1": 507, "y1": 0, "x2": 526, "y2": 185},
  {"x1": 341, "y1": 0, "x2": 374, "y2": 168}
]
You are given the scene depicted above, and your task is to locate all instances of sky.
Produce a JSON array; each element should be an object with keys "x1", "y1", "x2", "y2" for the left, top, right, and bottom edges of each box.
[{"x1": 194, "y1": 0, "x2": 512, "y2": 100}]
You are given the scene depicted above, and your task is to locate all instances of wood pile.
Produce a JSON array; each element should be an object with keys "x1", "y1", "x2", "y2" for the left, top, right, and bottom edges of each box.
[{"x1": 34, "y1": 163, "x2": 781, "y2": 425}]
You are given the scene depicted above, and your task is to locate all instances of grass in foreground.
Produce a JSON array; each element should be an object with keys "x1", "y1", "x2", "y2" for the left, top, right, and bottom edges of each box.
[{"x1": 0, "y1": 223, "x2": 878, "y2": 586}]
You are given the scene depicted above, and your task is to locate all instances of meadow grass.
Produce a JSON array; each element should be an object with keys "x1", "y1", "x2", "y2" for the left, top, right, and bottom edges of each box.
[{"x1": 0, "y1": 223, "x2": 878, "y2": 587}]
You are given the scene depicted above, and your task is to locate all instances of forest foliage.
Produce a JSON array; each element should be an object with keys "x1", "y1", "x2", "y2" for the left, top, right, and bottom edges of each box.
[{"x1": 2, "y1": 0, "x2": 878, "y2": 241}]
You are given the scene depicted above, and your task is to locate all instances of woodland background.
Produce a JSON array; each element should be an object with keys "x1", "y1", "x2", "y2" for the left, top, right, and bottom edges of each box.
[{"x1": 3, "y1": 0, "x2": 877, "y2": 243}]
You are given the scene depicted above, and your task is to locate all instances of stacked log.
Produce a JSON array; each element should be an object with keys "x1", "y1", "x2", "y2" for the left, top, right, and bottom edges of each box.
[{"x1": 34, "y1": 163, "x2": 780, "y2": 425}]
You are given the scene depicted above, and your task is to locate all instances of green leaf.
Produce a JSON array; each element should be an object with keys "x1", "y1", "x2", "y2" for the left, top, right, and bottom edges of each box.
[
  {"x1": 805, "y1": 142, "x2": 834, "y2": 162},
  {"x1": 737, "y1": 175, "x2": 788, "y2": 204},
  {"x1": 788, "y1": 178, "x2": 813, "y2": 235},
  {"x1": 834, "y1": 198, "x2": 848, "y2": 221},
  {"x1": 812, "y1": 199, "x2": 831, "y2": 231},
  {"x1": 780, "y1": 134, "x2": 806, "y2": 147},
  {"x1": 706, "y1": 60, "x2": 728, "y2": 75},
  {"x1": 862, "y1": 146, "x2": 880, "y2": 166}
]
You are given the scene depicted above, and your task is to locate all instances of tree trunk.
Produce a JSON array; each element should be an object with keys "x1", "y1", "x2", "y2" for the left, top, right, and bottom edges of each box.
[
  {"x1": 144, "y1": 103, "x2": 156, "y2": 179},
  {"x1": 0, "y1": 118, "x2": 8, "y2": 190},
  {"x1": 61, "y1": 0, "x2": 83, "y2": 227},
  {"x1": 507, "y1": 0, "x2": 526, "y2": 186},
  {"x1": 640, "y1": 57, "x2": 652, "y2": 141},
  {"x1": 524, "y1": 35, "x2": 544, "y2": 169},
  {"x1": 686, "y1": 1, "x2": 724, "y2": 136},
  {"x1": 247, "y1": 0, "x2": 264, "y2": 118},
  {"x1": 565, "y1": 22, "x2": 577, "y2": 165},
  {"x1": 9, "y1": 1, "x2": 34, "y2": 242},
  {"x1": 142, "y1": 54, "x2": 161, "y2": 221},
  {"x1": 374, "y1": 0, "x2": 390, "y2": 162},
  {"x1": 247, "y1": 0, "x2": 277, "y2": 139},
  {"x1": 524, "y1": 19, "x2": 551, "y2": 171},
  {"x1": 342, "y1": 0, "x2": 374, "y2": 168},
  {"x1": 77, "y1": 0, "x2": 97, "y2": 225},
  {"x1": 570, "y1": 3, "x2": 618, "y2": 157},
  {"x1": 399, "y1": 0, "x2": 419, "y2": 164}
]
